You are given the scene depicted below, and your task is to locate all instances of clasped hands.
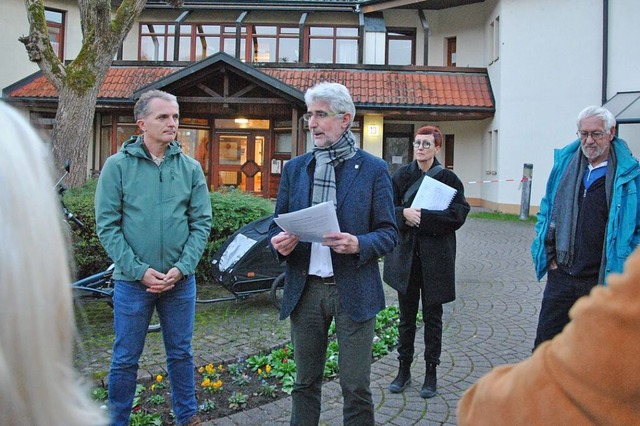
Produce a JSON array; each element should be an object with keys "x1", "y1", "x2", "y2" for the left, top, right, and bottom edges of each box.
[
  {"x1": 142, "y1": 266, "x2": 183, "y2": 293},
  {"x1": 271, "y1": 231, "x2": 360, "y2": 256}
]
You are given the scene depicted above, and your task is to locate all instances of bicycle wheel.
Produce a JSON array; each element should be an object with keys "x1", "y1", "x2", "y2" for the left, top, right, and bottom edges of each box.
[{"x1": 270, "y1": 272, "x2": 285, "y2": 310}]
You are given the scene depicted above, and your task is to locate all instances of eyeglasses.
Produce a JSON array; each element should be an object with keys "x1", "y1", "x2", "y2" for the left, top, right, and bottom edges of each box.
[
  {"x1": 577, "y1": 131, "x2": 608, "y2": 141},
  {"x1": 303, "y1": 111, "x2": 344, "y2": 121},
  {"x1": 413, "y1": 141, "x2": 433, "y2": 149}
]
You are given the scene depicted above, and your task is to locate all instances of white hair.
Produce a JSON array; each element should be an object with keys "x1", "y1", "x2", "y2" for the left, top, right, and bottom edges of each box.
[{"x1": 0, "y1": 102, "x2": 107, "y2": 425}]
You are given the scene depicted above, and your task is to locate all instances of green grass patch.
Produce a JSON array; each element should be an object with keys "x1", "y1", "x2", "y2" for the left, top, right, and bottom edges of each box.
[{"x1": 468, "y1": 210, "x2": 537, "y2": 223}]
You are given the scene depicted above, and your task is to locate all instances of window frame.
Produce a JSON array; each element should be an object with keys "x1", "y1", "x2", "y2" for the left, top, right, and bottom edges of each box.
[
  {"x1": 45, "y1": 8, "x2": 65, "y2": 60},
  {"x1": 251, "y1": 25, "x2": 300, "y2": 63},
  {"x1": 306, "y1": 25, "x2": 359, "y2": 64},
  {"x1": 386, "y1": 28, "x2": 415, "y2": 66}
]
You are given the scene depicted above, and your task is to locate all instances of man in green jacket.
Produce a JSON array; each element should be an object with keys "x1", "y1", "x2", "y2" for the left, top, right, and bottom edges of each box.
[{"x1": 95, "y1": 89, "x2": 212, "y2": 426}]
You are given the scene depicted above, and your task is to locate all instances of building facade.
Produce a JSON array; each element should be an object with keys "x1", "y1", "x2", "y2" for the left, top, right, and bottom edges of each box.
[{"x1": 3, "y1": 0, "x2": 639, "y2": 211}]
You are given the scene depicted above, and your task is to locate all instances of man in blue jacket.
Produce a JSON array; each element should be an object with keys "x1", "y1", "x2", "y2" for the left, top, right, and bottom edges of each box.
[
  {"x1": 269, "y1": 82, "x2": 398, "y2": 425},
  {"x1": 96, "y1": 90, "x2": 211, "y2": 426},
  {"x1": 531, "y1": 105, "x2": 640, "y2": 350}
]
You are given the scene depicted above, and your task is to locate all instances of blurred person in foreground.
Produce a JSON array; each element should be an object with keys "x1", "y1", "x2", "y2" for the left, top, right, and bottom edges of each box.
[
  {"x1": 269, "y1": 82, "x2": 398, "y2": 425},
  {"x1": 95, "y1": 90, "x2": 212, "y2": 426},
  {"x1": 383, "y1": 125, "x2": 469, "y2": 398},
  {"x1": 531, "y1": 106, "x2": 640, "y2": 350},
  {"x1": 457, "y1": 244, "x2": 640, "y2": 425},
  {"x1": 0, "y1": 101, "x2": 107, "y2": 425}
]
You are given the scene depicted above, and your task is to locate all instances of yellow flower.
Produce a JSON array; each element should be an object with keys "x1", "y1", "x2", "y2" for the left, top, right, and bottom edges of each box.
[
  {"x1": 151, "y1": 384, "x2": 156, "y2": 391},
  {"x1": 257, "y1": 368, "x2": 263, "y2": 375},
  {"x1": 198, "y1": 366, "x2": 204, "y2": 374},
  {"x1": 213, "y1": 380, "x2": 223, "y2": 389},
  {"x1": 202, "y1": 378, "x2": 211, "y2": 387},
  {"x1": 265, "y1": 364, "x2": 272, "y2": 374},
  {"x1": 205, "y1": 364, "x2": 215, "y2": 374},
  {"x1": 218, "y1": 364, "x2": 224, "y2": 372},
  {"x1": 156, "y1": 375, "x2": 163, "y2": 383}
]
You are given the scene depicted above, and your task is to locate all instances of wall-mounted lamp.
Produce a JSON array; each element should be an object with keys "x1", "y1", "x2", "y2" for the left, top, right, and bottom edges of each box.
[{"x1": 234, "y1": 118, "x2": 249, "y2": 124}]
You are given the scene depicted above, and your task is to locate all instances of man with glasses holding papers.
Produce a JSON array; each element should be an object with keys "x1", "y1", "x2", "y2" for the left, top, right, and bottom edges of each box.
[
  {"x1": 383, "y1": 125, "x2": 469, "y2": 399},
  {"x1": 269, "y1": 82, "x2": 397, "y2": 425}
]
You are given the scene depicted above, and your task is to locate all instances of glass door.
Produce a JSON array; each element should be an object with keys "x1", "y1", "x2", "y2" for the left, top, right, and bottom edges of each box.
[{"x1": 214, "y1": 132, "x2": 266, "y2": 195}]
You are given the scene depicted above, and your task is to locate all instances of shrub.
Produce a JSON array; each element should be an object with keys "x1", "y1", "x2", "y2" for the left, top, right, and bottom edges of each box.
[{"x1": 63, "y1": 180, "x2": 274, "y2": 282}]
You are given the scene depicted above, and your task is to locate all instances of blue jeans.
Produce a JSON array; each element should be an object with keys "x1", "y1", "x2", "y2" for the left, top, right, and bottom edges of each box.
[
  {"x1": 108, "y1": 276, "x2": 197, "y2": 426},
  {"x1": 290, "y1": 277, "x2": 376, "y2": 426}
]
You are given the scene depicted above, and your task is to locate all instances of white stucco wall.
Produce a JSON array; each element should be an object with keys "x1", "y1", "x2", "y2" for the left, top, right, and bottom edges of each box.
[
  {"x1": 495, "y1": 0, "x2": 605, "y2": 209},
  {"x1": 1, "y1": 0, "x2": 82, "y2": 91},
  {"x1": 422, "y1": 2, "x2": 488, "y2": 67}
]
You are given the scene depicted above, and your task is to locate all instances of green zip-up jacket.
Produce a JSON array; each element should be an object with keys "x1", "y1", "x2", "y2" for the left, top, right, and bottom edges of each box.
[{"x1": 95, "y1": 136, "x2": 212, "y2": 281}]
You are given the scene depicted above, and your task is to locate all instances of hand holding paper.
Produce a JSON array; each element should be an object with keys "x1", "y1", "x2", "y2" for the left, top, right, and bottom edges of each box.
[
  {"x1": 273, "y1": 201, "x2": 341, "y2": 243},
  {"x1": 410, "y1": 175, "x2": 457, "y2": 210}
]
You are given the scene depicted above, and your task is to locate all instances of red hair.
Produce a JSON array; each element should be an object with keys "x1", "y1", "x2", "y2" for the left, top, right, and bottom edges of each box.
[{"x1": 415, "y1": 125, "x2": 443, "y2": 148}]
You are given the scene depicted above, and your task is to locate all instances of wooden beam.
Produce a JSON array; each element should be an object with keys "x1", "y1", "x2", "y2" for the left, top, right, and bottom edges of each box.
[{"x1": 177, "y1": 96, "x2": 290, "y2": 104}]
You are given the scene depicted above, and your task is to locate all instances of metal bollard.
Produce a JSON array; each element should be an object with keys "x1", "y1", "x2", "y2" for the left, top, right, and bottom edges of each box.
[{"x1": 519, "y1": 163, "x2": 533, "y2": 220}]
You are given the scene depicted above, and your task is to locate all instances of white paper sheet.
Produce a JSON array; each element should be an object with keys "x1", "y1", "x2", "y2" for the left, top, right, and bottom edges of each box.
[
  {"x1": 273, "y1": 201, "x2": 341, "y2": 243},
  {"x1": 410, "y1": 175, "x2": 457, "y2": 210}
]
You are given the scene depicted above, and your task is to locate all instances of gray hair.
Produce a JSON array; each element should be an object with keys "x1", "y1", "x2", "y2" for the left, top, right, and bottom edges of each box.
[
  {"x1": 134, "y1": 90, "x2": 178, "y2": 120},
  {"x1": 577, "y1": 106, "x2": 616, "y2": 131},
  {"x1": 304, "y1": 82, "x2": 356, "y2": 124}
]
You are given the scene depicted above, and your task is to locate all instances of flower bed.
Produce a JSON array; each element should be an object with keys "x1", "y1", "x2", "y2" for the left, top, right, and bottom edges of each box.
[{"x1": 91, "y1": 306, "x2": 405, "y2": 424}]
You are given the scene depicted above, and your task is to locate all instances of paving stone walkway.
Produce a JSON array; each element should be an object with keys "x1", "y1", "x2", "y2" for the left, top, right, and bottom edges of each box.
[
  {"x1": 204, "y1": 216, "x2": 542, "y2": 425},
  {"x1": 75, "y1": 215, "x2": 541, "y2": 425}
]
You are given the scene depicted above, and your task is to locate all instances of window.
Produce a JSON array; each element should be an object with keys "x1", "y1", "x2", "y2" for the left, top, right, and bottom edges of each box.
[
  {"x1": 45, "y1": 9, "x2": 65, "y2": 60},
  {"x1": 140, "y1": 23, "x2": 245, "y2": 61},
  {"x1": 484, "y1": 130, "x2": 498, "y2": 175},
  {"x1": 490, "y1": 17, "x2": 500, "y2": 64},
  {"x1": 308, "y1": 26, "x2": 358, "y2": 64},
  {"x1": 139, "y1": 24, "x2": 180, "y2": 61},
  {"x1": 446, "y1": 37, "x2": 457, "y2": 67},
  {"x1": 386, "y1": 29, "x2": 415, "y2": 65},
  {"x1": 251, "y1": 26, "x2": 299, "y2": 63},
  {"x1": 444, "y1": 135, "x2": 455, "y2": 170}
]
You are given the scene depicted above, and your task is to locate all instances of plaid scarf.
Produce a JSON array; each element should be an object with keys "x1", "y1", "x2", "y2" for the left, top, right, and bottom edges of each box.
[{"x1": 312, "y1": 130, "x2": 358, "y2": 206}]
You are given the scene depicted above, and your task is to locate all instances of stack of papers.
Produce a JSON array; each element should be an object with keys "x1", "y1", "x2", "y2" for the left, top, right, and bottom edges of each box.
[
  {"x1": 410, "y1": 175, "x2": 457, "y2": 210},
  {"x1": 274, "y1": 201, "x2": 341, "y2": 243}
]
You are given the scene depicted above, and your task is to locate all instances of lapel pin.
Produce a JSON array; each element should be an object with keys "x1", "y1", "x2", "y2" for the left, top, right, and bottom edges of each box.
[{"x1": 355, "y1": 164, "x2": 360, "y2": 169}]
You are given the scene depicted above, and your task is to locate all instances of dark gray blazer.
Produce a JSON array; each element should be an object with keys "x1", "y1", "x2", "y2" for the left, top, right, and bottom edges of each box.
[
  {"x1": 383, "y1": 159, "x2": 469, "y2": 305},
  {"x1": 269, "y1": 149, "x2": 398, "y2": 322}
]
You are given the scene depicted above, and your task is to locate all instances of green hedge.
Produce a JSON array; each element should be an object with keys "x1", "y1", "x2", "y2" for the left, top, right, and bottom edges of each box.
[{"x1": 64, "y1": 180, "x2": 274, "y2": 283}]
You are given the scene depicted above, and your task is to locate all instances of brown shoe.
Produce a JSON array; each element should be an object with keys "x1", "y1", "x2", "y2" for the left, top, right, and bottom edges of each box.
[{"x1": 185, "y1": 415, "x2": 203, "y2": 426}]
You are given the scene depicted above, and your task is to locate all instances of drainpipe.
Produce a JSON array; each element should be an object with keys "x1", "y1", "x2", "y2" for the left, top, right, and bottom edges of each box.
[
  {"x1": 601, "y1": 0, "x2": 609, "y2": 105},
  {"x1": 419, "y1": 10, "x2": 429, "y2": 66}
]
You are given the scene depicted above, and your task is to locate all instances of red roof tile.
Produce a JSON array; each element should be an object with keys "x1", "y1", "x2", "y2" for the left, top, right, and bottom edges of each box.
[
  {"x1": 262, "y1": 68, "x2": 494, "y2": 108},
  {"x1": 7, "y1": 65, "x2": 493, "y2": 110},
  {"x1": 8, "y1": 67, "x2": 176, "y2": 99}
]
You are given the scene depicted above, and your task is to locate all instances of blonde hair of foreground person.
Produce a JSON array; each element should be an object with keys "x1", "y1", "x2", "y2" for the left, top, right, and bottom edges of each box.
[
  {"x1": 457, "y1": 245, "x2": 640, "y2": 425},
  {"x1": 0, "y1": 102, "x2": 107, "y2": 426}
]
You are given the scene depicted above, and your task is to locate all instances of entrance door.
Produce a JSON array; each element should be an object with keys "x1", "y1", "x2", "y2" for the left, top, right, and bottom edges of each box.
[{"x1": 213, "y1": 132, "x2": 266, "y2": 196}]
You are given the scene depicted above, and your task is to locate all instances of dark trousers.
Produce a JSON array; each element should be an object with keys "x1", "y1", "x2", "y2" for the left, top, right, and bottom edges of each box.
[
  {"x1": 534, "y1": 268, "x2": 598, "y2": 350},
  {"x1": 397, "y1": 257, "x2": 443, "y2": 364},
  {"x1": 289, "y1": 276, "x2": 376, "y2": 426}
]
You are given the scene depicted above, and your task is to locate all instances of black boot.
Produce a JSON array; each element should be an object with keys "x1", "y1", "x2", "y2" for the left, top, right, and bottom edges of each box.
[
  {"x1": 420, "y1": 362, "x2": 437, "y2": 399},
  {"x1": 389, "y1": 359, "x2": 412, "y2": 393}
]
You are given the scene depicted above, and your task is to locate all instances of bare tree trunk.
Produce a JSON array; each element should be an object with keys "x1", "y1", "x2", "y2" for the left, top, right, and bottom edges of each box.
[{"x1": 51, "y1": 85, "x2": 100, "y2": 187}]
